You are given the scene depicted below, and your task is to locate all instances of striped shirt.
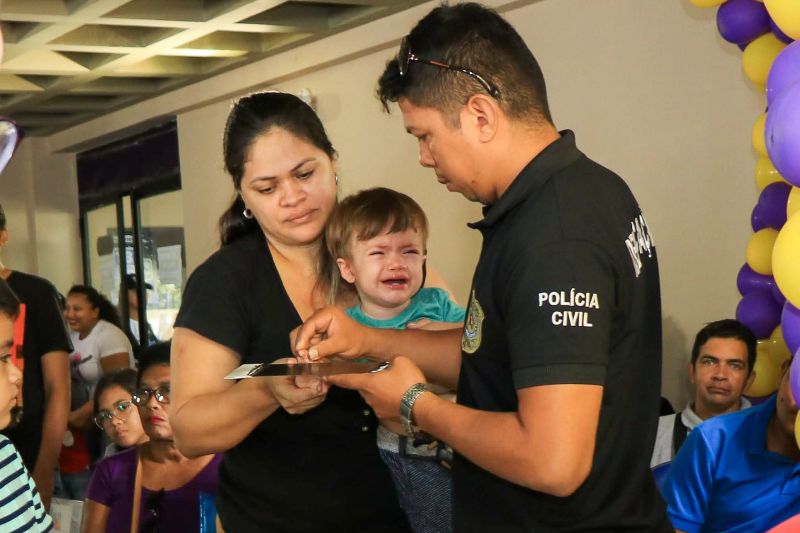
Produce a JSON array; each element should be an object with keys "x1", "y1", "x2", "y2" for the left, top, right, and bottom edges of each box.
[{"x1": 0, "y1": 435, "x2": 53, "y2": 532}]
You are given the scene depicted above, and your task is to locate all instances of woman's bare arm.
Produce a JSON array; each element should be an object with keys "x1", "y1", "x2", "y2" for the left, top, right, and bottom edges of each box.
[
  {"x1": 170, "y1": 327, "x2": 328, "y2": 457},
  {"x1": 80, "y1": 499, "x2": 111, "y2": 533}
]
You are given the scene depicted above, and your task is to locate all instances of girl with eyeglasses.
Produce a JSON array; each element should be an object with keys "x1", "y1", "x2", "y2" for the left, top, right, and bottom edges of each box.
[
  {"x1": 92, "y1": 368, "x2": 147, "y2": 457},
  {"x1": 81, "y1": 342, "x2": 221, "y2": 533}
]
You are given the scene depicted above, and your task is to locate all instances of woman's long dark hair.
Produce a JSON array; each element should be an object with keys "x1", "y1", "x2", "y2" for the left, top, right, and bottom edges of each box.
[
  {"x1": 219, "y1": 91, "x2": 337, "y2": 246},
  {"x1": 68, "y1": 285, "x2": 122, "y2": 329}
]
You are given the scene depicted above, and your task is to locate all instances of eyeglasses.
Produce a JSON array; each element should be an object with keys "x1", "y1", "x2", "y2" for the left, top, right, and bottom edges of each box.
[
  {"x1": 397, "y1": 36, "x2": 500, "y2": 99},
  {"x1": 93, "y1": 400, "x2": 136, "y2": 429},
  {"x1": 131, "y1": 386, "x2": 170, "y2": 406},
  {"x1": 0, "y1": 117, "x2": 22, "y2": 174}
]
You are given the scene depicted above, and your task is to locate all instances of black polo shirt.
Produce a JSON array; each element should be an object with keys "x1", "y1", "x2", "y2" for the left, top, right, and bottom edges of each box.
[
  {"x1": 454, "y1": 131, "x2": 671, "y2": 532},
  {"x1": 1, "y1": 271, "x2": 72, "y2": 471}
]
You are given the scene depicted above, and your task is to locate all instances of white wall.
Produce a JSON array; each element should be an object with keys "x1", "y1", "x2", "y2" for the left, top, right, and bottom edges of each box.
[
  {"x1": 1, "y1": 140, "x2": 38, "y2": 274},
  {"x1": 1, "y1": 136, "x2": 82, "y2": 294},
  {"x1": 513, "y1": 0, "x2": 763, "y2": 405},
  {"x1": 11, "y1": 0, "x2": 766, "y2": 407},
  {"x1": 177, "y1": 101, "x2": 233, "y2": 272},
  {"x1": 30, "y1": 137, "x2": 82, "y2": 293}
]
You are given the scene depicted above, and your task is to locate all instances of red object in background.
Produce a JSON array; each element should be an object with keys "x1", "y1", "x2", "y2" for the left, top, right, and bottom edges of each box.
[
  {"x1": 11, "y1": 303, "x2": 25, "y2": 406},
  {"x1": 767, "y1": 514, "x2": 800, "y2": 532},
  {"x1": 58, "y1": 430, "x2": 90, "y2": 475}
]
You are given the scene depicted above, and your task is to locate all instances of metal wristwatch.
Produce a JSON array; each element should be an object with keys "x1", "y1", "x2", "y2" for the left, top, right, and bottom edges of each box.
[{"x1": 400, "y1": 382, "x2": 428, "y2": 438}]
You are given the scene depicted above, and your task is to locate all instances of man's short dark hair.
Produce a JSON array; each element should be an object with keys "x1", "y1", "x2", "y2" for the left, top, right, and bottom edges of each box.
[
  {"x1": 124, "y1": 273, "x2": 153, "y2": 290},
  {"x1": 0, "y1": 203, "x2": 6, "y2": 232},
  {"x1": 377, "y1": 2, "x2": 552, "y2": 127},
  {"x1": 691, "y1": 319, "x2": 757, "y2": 372}
]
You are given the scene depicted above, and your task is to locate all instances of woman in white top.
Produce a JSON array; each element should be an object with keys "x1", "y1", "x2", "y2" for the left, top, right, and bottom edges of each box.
[
  {"x1": 64, "y1": 285, "x2": 134, "y2": 423},
  {"x1": 60, "y1": 285, "x2": 133, "y2": 500}
]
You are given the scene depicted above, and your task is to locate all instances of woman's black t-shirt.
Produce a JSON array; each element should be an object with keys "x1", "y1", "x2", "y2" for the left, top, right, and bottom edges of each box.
[{"x1": 175, "y1": 232, "x2": 407, "y2": 532}]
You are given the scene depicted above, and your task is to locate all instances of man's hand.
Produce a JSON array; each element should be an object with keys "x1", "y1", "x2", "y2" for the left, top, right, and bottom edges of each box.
[
  {"x1": 292, "y1": 306, "x2": 372, "y2": 362},
  {"x1": 327, "y1": 356, "x2": 425, "y2": 420}
]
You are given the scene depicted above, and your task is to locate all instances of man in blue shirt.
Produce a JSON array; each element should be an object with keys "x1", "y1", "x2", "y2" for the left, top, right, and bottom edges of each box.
[{"x1": 662, "y1": 358, "x2": 800, "y2": 532}]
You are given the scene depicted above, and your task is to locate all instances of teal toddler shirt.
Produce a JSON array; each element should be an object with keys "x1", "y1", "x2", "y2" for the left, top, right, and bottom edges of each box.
[{"x1": 346, "y1": 287, "x2": 465, "y2": 329}]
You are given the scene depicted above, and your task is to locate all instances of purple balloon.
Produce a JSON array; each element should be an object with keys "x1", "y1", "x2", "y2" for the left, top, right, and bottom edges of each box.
[
  {"x1": 757, "y1": 181, "x2": 791, "y2": 228},
  {"x1": 770, "y1": 17, "x2": 794, "y2": 44},
  {"x1": 773, "y1": 283, "x2": 788, "y2": 306},
  {"x1": 717, "y1": 0, "x2": 770, "y2": 44},
  {"x1": 751, "y1": 202, "x2": 770, "y2": 231},
  {"x1": 737, "y1": 263, "x2": 776, "y2": 295},
  {"x1": 766, "y1": 40, "x2": 800, "y2": 106},
  {"x1": 736, "y1": 290, "x2": 782, "y2": 338},
  {"x1": 790, "y1": 349, "x2": 800, "y2": 402},
  {"x1": 765, "y1": 81, "x2": 800, "y2": 187},
  {"x1": 783, "y1": 301, "x2": 800, "y2": 356}
]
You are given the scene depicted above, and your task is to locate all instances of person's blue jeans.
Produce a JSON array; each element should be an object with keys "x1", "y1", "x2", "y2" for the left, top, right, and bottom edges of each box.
[
  {"x1": 379, "y1": 447, "x2": 452, "y2": 533},
  {"x1": 54, "y1": 468, "x2": 91, "y2": 501}
]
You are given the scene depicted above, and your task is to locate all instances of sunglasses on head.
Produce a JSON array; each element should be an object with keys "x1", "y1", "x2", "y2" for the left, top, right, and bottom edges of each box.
[
  {"x1": 0, "y1": 117, "x2": 21, "y2": 174},
  {"x1": 397, "y1": 36, "x2": 500, "y2": 99}
]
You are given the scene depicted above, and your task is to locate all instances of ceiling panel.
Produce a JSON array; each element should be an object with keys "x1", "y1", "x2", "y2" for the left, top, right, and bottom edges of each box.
[{"x1": 0, "y1": 0, "x2": 424, "y2": 135}]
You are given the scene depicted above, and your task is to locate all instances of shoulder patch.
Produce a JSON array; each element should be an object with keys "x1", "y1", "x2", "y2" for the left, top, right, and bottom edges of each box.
[
  {"x1": 462, "y1": 290, "x2": 484, "y2": 354},
  {"x1": 625, "y1": 213, "x2": 655, "y2": 277}
]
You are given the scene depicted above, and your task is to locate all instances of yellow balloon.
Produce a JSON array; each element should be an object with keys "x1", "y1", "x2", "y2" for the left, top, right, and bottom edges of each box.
[
  {"x1": 747, "y1": 228, "x2": 779, "y2": 275},
  {"x1": 764, "y1": 0, "x2": 800, "y2": 40},
  {"x1": 758, "y1": 339, "x2": 774, "y2": 365},
  {"x1": 742, "y1": 33, "x2": 786, "y2": 86},
  {"x1": 773, "y1": 212, "x2": 800, "y2": 307},
  {"x1": 752, "y1": 113, "x2": 767, "y2": 157},
  {"x1": 756, "y1": 157, "x2": 787, "y2": 190},
  {"x1": 788, "y1": 187, "x2": 800, "y2": 220},
  {"x1": 770, "y1": 326, "x2": 792, "y2": 366},
  {"x1": 689, "y1": 0, "x2": 726, "y2": 6},
  {"x1": 747, "y1": 343, "x2": 782, "y2": 396}
]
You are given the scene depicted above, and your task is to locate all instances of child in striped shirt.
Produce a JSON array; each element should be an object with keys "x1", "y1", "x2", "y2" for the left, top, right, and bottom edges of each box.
[{"x1": 0, "y1": 278, "x2": 53, "y2": 532}]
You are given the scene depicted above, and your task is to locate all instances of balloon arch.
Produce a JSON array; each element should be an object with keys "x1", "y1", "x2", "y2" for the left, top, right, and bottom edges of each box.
[{"x1": 688, "y1": 0, "x2": 800, "y2": 447}]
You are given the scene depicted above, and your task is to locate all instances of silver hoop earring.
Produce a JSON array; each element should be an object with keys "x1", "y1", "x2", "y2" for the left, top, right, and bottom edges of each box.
[
  {"x1": 242, "y1": 207, "x2": 254, "y2": 219},
  {"x1": 335, "y1": 174, "x2": 340, "y2": 185}
]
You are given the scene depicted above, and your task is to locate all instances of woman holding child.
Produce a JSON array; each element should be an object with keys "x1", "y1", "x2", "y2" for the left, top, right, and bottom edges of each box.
[{"x1": 170, "y1": 92, "x2": 410, "y2": 532}]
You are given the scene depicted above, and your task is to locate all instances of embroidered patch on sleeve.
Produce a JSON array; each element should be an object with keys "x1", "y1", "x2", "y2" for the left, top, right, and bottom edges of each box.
[{"x1": 462, "y1": 290, "x2": 485, "y2": 354}]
